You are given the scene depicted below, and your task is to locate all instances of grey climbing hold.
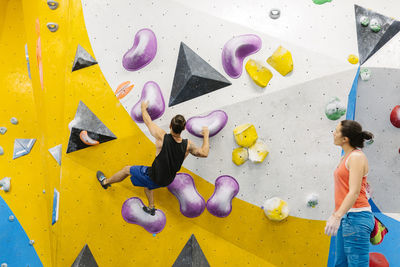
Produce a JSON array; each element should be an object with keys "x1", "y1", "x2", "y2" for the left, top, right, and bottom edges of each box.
[
  {"x1": 71, "y1": 244, "x2": 99, "y2": 267},
  {"x1": 0, "y1": 146, "x2": 4, "y2": 156},
  {"x1": 8, "y1": 215, "x2": 14, "y2": 222},
  {"x1": 0, "y1": 177, "x2": 11, "y2": 192},
  {"x1": 269, "y1": 9, "x2": 281, "y2": 19},
  {"x1": 25, "y1": 44, "x2": 31, "y2": 79},
  {"x1": 47, "y1": 0, "x2": 59, "y2": 10},
  {"x1": 48, "y1": 144, "x2": 62, "y2": 165},
  {"x1": 10, "y1": 117, "x2": 18, "y2": 125},
  {"x1": 0, "y1": 127, "x2": 7, "y2": 135},
  {"x1": 29, "y1": 240, "x2": 35, "y2": 246},
  {"x1": 47, "y1": 23, "x2": 59, "y2": 32}
]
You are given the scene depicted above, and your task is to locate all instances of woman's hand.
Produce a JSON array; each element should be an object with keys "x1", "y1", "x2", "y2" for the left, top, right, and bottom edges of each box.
[{"x1": 324, "y1": 213, "x2": 342, "y2": 236}]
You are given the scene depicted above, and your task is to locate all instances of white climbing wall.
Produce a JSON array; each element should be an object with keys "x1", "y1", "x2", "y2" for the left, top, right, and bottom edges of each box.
[{"x1": 81, "y1": 0, "x2": 400, "y2": 220}]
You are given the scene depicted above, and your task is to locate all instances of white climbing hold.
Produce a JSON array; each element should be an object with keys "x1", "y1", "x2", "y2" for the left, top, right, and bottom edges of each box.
[
  {"x1": 0, "y1": 177, "x2": 11, "y2": 192},
  {"x1": 269, "y1": 9, "x2": 281, "y2": 19},
  {"x1": 0, "y1": 127, "x2": 7, "y2": 135},
  {"x1": 0, "y1": 146, "x2": 4, "y2": 156},
  {"x1": 307, "y1": 193, "x2": 319, "y2": 208},
  {"x1": 248, "y1": 141, "x2": 269, "y2": 163},
  {"x1": 8, "y1": 215, "x2": 14, "y2": 222},
  {"x1": 29, "y1": 240, "x2": 35, "y2": 245},
  {"x1": 10, "y1": 117, "x2": 18, "y2": 125},
  {"x1": 263, "y1": 197, "x2": 289, "y2": 221},
  {"x1": 43, "y1": 189, "x2": 46, "y2": 194},
  {"x1": 360, "y1": 68, "x2": 371, "y2": 81},
  {"x1": 1, "y1": 263, "x2": 8, "y2": 267}
]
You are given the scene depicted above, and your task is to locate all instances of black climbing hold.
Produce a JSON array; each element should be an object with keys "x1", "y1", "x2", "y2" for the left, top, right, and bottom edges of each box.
[
  {"x1": 355, "y1": 5, "x2": 400, "y2": 64},
  {"x1": 72, "y1": 45, "x2": 98, "y2": 72},
  {"x1": 66, "y1": 101, "x2": 116, "y2": 153},
  {"x1": 172, "y1": 234, "x2": 210, "y2": 267},
  {"x1": 71, "y1": 244, "x2": 98, "y2": 267},
  {"x1": 169, "y1": 42, "x2": 231, "y2": 107}
]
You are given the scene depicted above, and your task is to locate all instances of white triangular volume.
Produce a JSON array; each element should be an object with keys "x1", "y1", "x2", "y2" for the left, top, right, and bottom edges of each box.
[{"x1": 49, "y1": 144, "x2": 62, "y2": 166}]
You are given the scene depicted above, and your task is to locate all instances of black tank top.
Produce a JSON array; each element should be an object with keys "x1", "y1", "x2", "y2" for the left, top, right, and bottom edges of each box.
[{"x1": 148, "y1": 134, "x2": 188, "y2": 186}]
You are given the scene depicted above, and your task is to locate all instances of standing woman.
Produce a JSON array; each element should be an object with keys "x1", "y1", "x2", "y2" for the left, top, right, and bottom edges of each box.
[{"x1": 325, "y1": 120, "x2": 375, "y2": 266}]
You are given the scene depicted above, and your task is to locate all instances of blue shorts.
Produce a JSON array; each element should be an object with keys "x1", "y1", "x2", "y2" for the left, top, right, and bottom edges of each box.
[{"x1": 130, "y1": 165, "x2": 161, "y2": 190}]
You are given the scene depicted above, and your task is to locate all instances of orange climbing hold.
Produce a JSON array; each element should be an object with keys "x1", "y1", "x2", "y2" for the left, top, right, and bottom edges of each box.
[
  {"x1": 79, "y1": 130, "x2": 99, "y2": 146},
  {"x1": 115, "y1": 81, "x2": 134, "y2": 100}
]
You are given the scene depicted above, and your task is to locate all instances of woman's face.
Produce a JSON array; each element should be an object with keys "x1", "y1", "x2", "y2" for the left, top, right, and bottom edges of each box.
[{"x1": 333, "y1": 123, "x2": 344, "y2": 146}]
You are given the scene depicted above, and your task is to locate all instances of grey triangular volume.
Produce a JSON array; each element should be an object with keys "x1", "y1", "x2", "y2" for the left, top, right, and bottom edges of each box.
[
  {"x1": 367, "y1": 20, "x2": 400, "y2": 63},
  {"x1": 355, "y1": 5, "x2": 395, "y2": 64},
  {"x1": 13, "y1": 139, "x2": 36, "y2": 159},
  {"x1": 72, "y1": 44, "x2": 98, "y2": 72},
  {"x1": 49, "y1": 144, "x2": 62, "y2": 165},
  {"x1": 71, "y1": 244, "x2": 98, "y2": 267},
  {"x1": 169, "y1": 42, "x2": 231, "y2": 107},
  {"x1": 71, "y1": 101, "x2": 116, "y2": 138},
  {"x1": 172, "y1": 234, "x2": 210, "y2": 267}
]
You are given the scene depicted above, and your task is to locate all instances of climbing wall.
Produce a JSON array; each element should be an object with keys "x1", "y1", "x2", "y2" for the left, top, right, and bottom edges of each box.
[{"x1": 0, "y1": 0, "x2": 399, "y2": 266}]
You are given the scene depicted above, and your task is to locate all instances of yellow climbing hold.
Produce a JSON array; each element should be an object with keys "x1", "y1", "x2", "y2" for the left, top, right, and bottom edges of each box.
[
  {"x1": 232, "y1": 147, "x2": 249, "y2": 166},
  {"x1": 267, "y1": 46, "x2": 293, "y2": 76},
  {"x1": 248, "y1": 141, "x2": 269, "y2": 163},
  {"x1": 263, "y1": 197, "x2": 289, "y2": 222},
  {"x1": 348, "y1": 54, "x2": 359, "y2": 64},
  {"x1": 233, "y1": 124, "x2": 258, "y2": 147},
  {"x1": 245, "y1": 59, "x2": 273, "y2": 88}
]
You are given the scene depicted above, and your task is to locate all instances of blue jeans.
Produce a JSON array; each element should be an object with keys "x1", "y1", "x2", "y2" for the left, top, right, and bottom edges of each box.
[{"x1": 335, "y1": 211, "x2": 374, "y2": 267}]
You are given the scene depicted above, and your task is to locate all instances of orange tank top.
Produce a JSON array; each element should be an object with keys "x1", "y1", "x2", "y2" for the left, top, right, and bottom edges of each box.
[{"x1": 334, "y1": 149, "x2": 370, "y2": 212}]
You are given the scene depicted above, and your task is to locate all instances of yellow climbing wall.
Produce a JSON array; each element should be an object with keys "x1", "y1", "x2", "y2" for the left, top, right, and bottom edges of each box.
[
  {"x1": 1, "y1": 0, "x2": 332, "y2": 266},
  {"x1": 0, "y1": 0, "x2": 52, "y2": 266}
]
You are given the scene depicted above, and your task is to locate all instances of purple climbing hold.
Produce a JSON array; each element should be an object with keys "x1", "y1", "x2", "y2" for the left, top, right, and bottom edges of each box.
[
  {"x1": 130, "y1": 81, "x2": 165, "y2": 123},
  {"x1": 222, "y1": 34, "x2": 262, "y2": 79},
  {"x1": 122, "y1": 28, "x2": 157, "y2": 71},
  {"x1": 121, "y1": 197, "x2": 166, "y2": 234},
  {"x1": 206, "y1": 175, "x2": 239, "y2": 218},
  {"x1": 167, "y1": 173, "x2": 206, "y2": 218},
  {"x1": 186, "y1": 110, "x2": 228, "y2": 138}
]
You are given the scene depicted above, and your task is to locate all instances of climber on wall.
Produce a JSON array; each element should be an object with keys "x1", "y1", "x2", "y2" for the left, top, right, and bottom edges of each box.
[
  {"x1": 325, "y1": 120, "x2": 375, "y2": 266},
  {"x1": 96, "y1": 100, "x2": 210, "y2": 215}
]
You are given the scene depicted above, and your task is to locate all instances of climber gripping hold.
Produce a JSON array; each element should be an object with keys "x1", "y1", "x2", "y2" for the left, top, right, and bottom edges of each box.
[{"x1": 96, "y1": 101, "x2": 210, "y2": 216}]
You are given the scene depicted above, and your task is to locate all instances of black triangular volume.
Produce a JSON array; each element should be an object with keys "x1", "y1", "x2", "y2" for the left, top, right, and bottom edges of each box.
[
  {"x1": 172, "y1": 234, "x2": 210, "y2": 267},
  {"x1": 72, "y1": 44, "x2": 98, "y2": 72},
  {"x1": 169, "y1": 42, "x2": 231, "y2": 107},
  {"x1": 366, "y1": 20, "x2": 400, "y2": 63},
  {"x1": 71, "y1": 244, "x2": 99, "y2": 267},
  {"x1": 354, "y1": 5, "x2": 395, "y2": 64},
  {"x1": 66, "y1": 127, "x2": 116, "y2": 153}
]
